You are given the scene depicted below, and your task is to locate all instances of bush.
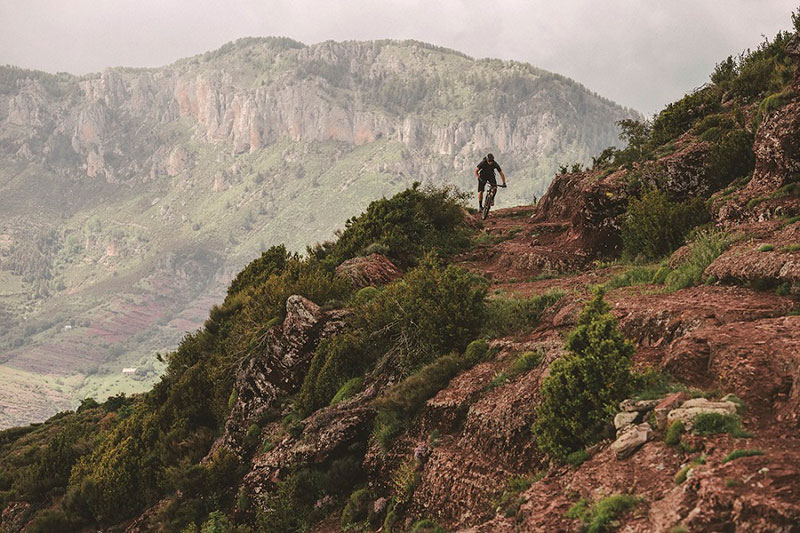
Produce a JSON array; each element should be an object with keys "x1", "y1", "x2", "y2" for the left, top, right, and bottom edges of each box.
[
  {"x1": 226, "y1": 245, "x2": 289, "y2": 298},
  {"x1": 494, "y1": 475, "x2": 535, "y2": 517},
  {"x1": 651, "y1": 86, "x2": 721, "y2": 146},
  {"x1": 313, "y1": 183, "x2": 470, "y2": 268},
  {"x1": 567, "y1": 494, "x2": 639, "y2": 533},
  {"x1": 341, "y1": 488, "x2": 373, "y2": 527},
  {"x1": 566, "y1": 449, "x2": 590, "y2": 467},
  {"x1": 665, "y1": 420, "x2": 685, "y2": 446},
  {"x1": 602, "y1": 265, "x2": 661, "y2": 290},
  {"x1": 389, "y1": 458, "x2": 420, "y2": 505},
  {"x1": 329, "y1": 377, "x2": 364, "y2": 406},
  {"x1": 621, "y1": 188, "x2": 709, "y2": 261},
  {"x1": 464, "y1": 339, "x2": 490, "y2": 363},
  {"x1": 297, "y1": 332, "x2": 370, "y2": 416},
  {"x1": 482, "y1": 290, "x2": 564, "y2": 338},
  {"x1": 533, "y1": 290, "x2": 635, "y2": 460},
  {"x1": 665, "y1": 229, "x2": 729, "y2": 291},
  {"x1": 692, "y1": 413, "x2": 751, "y2": 437},
  {"x1": 511, "y1": 350, "x2": 542, "y2": 374},
  {"x1": 359, "y1": 254, "x2": 486, "y2": 368},
  {"x1": 705, "y1": 129, "x2": 755, "y2": 189},
  {"x1": 410, "y1": 519, "x2": 445, "y2": 533},
  {"x1": 372, "y1": 352, "x2": 469, "y2": 448},
  {"x1": 674, "y1": 455, "x2": 706, "y2": 485}
]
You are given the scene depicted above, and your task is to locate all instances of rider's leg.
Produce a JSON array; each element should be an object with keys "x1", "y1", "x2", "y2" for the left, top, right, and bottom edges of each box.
[{"x1": 478, "y1": 191, "x2": 483, "y2": 208}]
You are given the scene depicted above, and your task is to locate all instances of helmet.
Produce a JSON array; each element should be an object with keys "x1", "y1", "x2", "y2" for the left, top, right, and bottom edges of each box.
[{"x1": 486, "y1": 153, "x2": 494, "y2": 162}]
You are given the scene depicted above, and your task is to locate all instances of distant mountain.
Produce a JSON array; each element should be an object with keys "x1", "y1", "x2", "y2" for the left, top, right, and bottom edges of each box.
[{"x1": 0, "y1": 37, "x2": 638, "y2": 427}]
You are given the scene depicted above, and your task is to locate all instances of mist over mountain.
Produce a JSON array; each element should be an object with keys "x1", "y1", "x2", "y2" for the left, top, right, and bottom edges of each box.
[{"x1": 0, "y1": 37, "x2": 637, "y2": 427}]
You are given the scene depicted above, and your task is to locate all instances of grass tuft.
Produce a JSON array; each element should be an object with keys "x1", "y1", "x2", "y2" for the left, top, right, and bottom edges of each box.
[{"x1": 722, "y1": 449, "x2": 764, "y2": 463}]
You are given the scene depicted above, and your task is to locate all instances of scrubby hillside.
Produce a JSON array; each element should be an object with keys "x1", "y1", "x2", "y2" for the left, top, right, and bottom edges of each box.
[
  {"x1": 0, "y1": 37, "x2": 638, "y2": 427},
  {"x1": 1, "y1": 14, "x2": 800, "y2": 533}
]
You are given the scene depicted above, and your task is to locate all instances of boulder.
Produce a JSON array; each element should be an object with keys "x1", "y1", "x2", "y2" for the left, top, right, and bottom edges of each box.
[
  {"x1": 614, "y1": 411, "x2": 638, "y2": 431},
  {"x1": 619, "y1": 398, "x2": 661, "y2": 412},
  {"x1": 652, "y1": 392, "x2": 690, "y2": 430},
  {"x1": 335, "y1": 253, "x2": 402, "y2": 288},
  {"x1": 610, "y1": 423, "x2": 653, "y2": 460}
]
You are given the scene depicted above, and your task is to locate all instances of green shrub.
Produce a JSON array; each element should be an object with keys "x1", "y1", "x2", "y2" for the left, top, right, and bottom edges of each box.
[
  {"x1": 488, "y1": 371, "x2": 509, "y2": 389},
  {"x1": 729, "y1": 32, "x2": 795, "y2": 101},
  {"x1": 389, "y1": 458, "x2": 420, "y2": 505},
  {"x1": 226, "y1": 245, "x2": 289, "y2": 298},
  {"x1": 776, "y1": 282, "x2": 792, "y2": 296},
  {"x1": 665, "y1": 420, "x2": 685, "y2": 446},
  {"x1": 567, "y1": 494, "x2": 640, "y2": 533},
  {"x1": 602, "y1": 265, "x2": 661, "y2": 290},
  {"x1": 313, "y1": 183, "x2": 470, "y2": 268},
  {"x1": 200, "y1": 511, "x2": 236, "y2": 533},
  {"x1": 511, "y1": 350, "x2": 542, "y2": 374},
  {"x1": 482, "y1": 290, "x2": 564, "y2": 338},
  {"x1": 27, "y1": 509, "x2": 76, "y2": 533},
  {"x1": 494, "y1": 475, "x2": 535, "y2": 517},
  {"x1": 566, "y1": 449, "x2": 590, "y2": 467},
  {"x1": 632, "y1": 367, "x2": 683, "y2": 400},
  {"x1": 245, "y1": 424, "x2": 261, "y2": 448},
  {"x1": 297, "y1": 332, "x2": 370, "y2": 416},
  {"x1": 464, "y1": 339, "x2": 490, "y2": 364},
  {"x1": 665, "y1": 229, "x2": 729, "y2": 291},
  {"x1": 533, "y1": 290, "x2": 635, "y2": 460},
  {"x1": 373, "y1": 351, "x2": 469, "y2": 449},
  {"x1": 674, "y1": 455, "x2": 706, "y2": 484},
  {"x1": 692, "y1": 413, "x2": 751, "y2": 437},
  {"x1": 360, "y1": 254, "x2": 486, "y2": 368},
  {"x1": 621, "y1": 188, "x2": 709, "y2": 261},
  {"x1": 651, "y1": 86, "x2": 722, "y2": 146},
  {"x1": 566, "y1": 498, "x2": 590, "y2": 520},
  {"x1": 722, "y1": 449, "x2": 764, "y2": 463},
  {"x1": 351, "y1": 285, "x2": 380, "y2": 305},
  {"x1": 757, "y1": 90, "x2": 794, "y2": 123},
  {"x1": 705, "y1": 129, "x2": 755, "y2": 189},
  {"x1": 329, "y1": 377, "x2": 364, "y2": 406},
  {"x1": 410, "y1": 519, "x2": 445, "y2": 533},
  {"x1": 758, "y1": 244, "x2": 775, "y2": 252},
  {"x1": 341, "y1": 488, "x2": 373, "y2": 527}
]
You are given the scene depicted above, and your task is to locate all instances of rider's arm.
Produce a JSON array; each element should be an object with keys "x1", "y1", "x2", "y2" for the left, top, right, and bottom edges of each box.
[
  {"x1": 475, "y1": 167, "x2": 480, "y2": 179},
  {"x1": 499, "y1": 170, "x2": 507, "y2": 186}
]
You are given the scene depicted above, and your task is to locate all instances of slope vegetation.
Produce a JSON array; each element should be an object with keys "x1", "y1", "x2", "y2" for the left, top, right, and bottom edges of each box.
[{"x1": 1, "y1": 15, "x2": 800, "y2": 533}]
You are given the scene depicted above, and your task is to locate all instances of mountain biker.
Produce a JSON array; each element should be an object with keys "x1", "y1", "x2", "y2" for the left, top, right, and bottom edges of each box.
[{"x1": 475, "y1": 153, "x2": 506, "y2": 211}]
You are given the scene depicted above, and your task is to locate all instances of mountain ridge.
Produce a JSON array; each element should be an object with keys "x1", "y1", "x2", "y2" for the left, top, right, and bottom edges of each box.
[{"x1": 0, "y1": 36, "x2": 637, "y2": 427}]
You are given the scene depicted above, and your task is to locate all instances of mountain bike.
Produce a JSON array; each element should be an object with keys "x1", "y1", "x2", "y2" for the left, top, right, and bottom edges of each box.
[{"x1": 482, "y1": 183, "x2": 506, "y2": 220}]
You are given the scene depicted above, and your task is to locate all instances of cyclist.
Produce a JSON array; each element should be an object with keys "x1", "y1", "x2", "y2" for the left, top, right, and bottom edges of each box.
[{"x1": 475, "y1": 153, "x2": 506, "y2": 211}]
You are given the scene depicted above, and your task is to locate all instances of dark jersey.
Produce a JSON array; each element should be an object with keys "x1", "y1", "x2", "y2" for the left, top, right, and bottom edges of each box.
[{"x1": 477, "y1": 159, "x2": 501, "y2": 180}]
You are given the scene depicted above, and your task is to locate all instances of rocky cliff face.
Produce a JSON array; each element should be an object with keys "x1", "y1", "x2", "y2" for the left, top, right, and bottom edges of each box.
[{"x1": 1, "y1": 39, "x2": 636, "y2": 194}]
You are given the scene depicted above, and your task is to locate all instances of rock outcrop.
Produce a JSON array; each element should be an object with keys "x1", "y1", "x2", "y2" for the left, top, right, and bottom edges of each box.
[
  {"x1": 208, "y1": 295, "x2": 346, "y2": 458},
  {"x1": 334, "y1": 253, "x2": 402, "y2": 288}
]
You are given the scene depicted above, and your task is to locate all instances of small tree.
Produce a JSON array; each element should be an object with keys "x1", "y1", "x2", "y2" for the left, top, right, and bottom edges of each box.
[{"x1": 532, "y1": 290, "x2": 635, "y2": 460}]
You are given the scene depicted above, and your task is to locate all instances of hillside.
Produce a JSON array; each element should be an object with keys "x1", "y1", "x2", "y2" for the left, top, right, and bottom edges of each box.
[
  {"x1": 0, "y1": 38, "x2": 637, "y2": 427},
  {"x1": 1, "y1": 14, "x2": 799, "y2": 533}
]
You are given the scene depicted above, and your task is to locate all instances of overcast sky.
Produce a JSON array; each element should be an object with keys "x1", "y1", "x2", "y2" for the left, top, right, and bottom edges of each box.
[{"x1": 0, "y1": 1, "x2": 797, "y2": 114}]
